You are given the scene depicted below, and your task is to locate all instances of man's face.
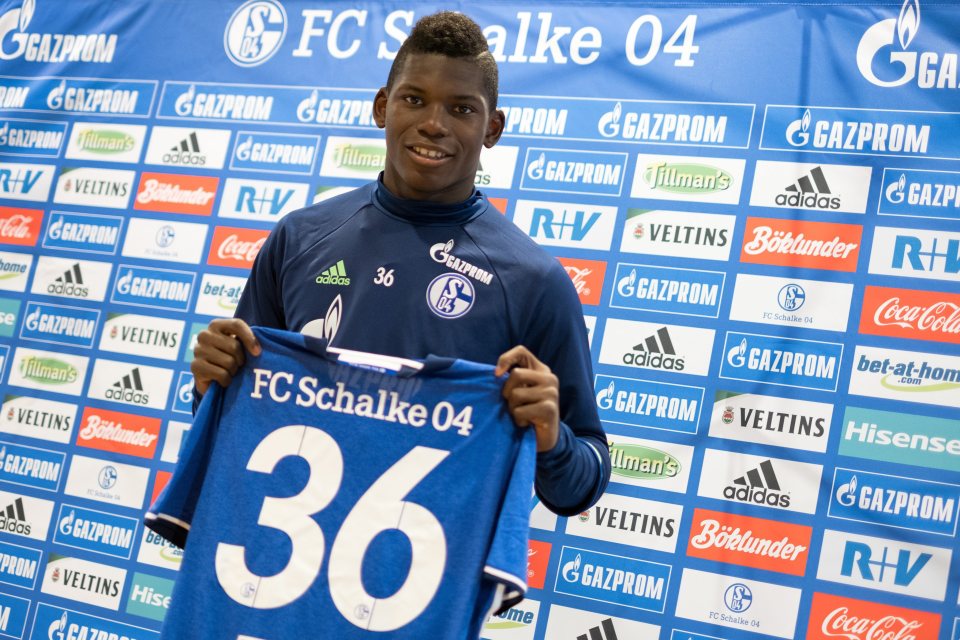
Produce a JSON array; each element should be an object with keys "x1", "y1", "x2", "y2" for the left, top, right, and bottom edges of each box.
[{"x1": 374, "y1": 52, "x2": 504, "y2": 204}]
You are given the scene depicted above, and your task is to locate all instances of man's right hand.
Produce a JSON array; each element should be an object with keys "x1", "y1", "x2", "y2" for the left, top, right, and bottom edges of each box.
[{"x1": 190, "y1": 318, "x2": 261, "y2": 395}]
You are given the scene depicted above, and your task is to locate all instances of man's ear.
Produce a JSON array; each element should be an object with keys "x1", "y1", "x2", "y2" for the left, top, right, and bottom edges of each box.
[
  {"x1": 484, "y1": 109, "x2": 506, "y2": 148},
  {"x1": 373, "y1": 87, "x2": 388, "y2": 129}
]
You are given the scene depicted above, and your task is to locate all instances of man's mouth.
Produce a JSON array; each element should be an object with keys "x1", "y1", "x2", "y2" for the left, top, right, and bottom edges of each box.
[{"x1": 411, "y1": 146, "x2": 449, "y2": 160}]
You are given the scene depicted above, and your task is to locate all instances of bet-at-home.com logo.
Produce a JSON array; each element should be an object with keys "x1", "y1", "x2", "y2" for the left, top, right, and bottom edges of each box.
[{"x1": 857, "y1": 0, "x2": 958, "y2": 89}]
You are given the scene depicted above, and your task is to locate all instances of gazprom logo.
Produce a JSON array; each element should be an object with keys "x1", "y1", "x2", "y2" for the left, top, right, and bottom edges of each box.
[
  {"x1": 856, "y1": 0, "x2": 959, "y2": 89},
  {"x1": 594, "y1": 374, "x2": 702, "y2": 434},
  {"x1": 223, "y1": 0, "x2": 287, "y2": 67},
  {"x1": 721, "y1": 332, "x2": 842, "y2": 392},
  {"x1": 520, "y1": 148, "x2": 627, "y2": 197}
]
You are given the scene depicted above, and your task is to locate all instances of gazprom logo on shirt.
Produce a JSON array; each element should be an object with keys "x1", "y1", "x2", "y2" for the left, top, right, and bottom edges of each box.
[
  {"x1": 554, "y1": 546, "x2": 670, "y2": 612},
  {"x1": 35, "y1": 603, "x2": 159, "y2": 640},
  {"x1": 720, "y1": 332, "x2": 842, "y2": 391},
  {"x1": 43, "y1": 211, "x2": 123, "y2": 255},
  {"x1": 879, "y1": 168, "x2": 960, "y2": 220},
  {"x1": 520, "y1": 148, "x2": 627, "y2": 197},
  {"x1": 610, "y1": 263, "x2": 724, "y2": 317},
  {"x1": 595, "y1": 374, "x2": 702, "y2": 434},
  {"x1": 231, "y1": 131, "x2": 320, "y2": 175},
  {"x1": 54, "y1": 503, "x2": 137, "y2": 559},
  {"x1": 829, "y1": 467, "x2": 959, "y2": 537},
  {"x1": 111, "y1": 265, "x2": 195, "y2": 312}
]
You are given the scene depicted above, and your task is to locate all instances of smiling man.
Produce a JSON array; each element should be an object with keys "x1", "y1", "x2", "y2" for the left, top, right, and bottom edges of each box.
[{"x1": 192, "y1": 11, "x2": 608, "y2": 516}]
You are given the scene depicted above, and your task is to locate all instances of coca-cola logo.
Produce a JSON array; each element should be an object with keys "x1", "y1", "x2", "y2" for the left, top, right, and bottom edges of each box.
[
  {"x1": 873, "y1": 296, "x2": 960, "y2": 334},
  {"x1": 0, "y1": 214, "x2": 31, "y2": 238},
  {"x1": 820, "y1": 606, "x2": 923, "y2": 640},
  {"x1": 217, "y1": 234, "x2": 265, "y2": 262},
  {"x1": 564, "y1": 265, "x2": 593, "y2": 295}
]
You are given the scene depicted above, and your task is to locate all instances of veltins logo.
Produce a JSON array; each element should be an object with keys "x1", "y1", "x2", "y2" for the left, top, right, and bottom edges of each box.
[
  {"x1": 710, "y1": 390, "x2": 832, "y2": 453},
  {"x1": 687, "y1": 508, "x2": 811, "y2": 576},
  {"x1": 721, "y1": 332, "x2": 842, "y2": 392},
  {"x1": 569, "y1": 493, "x2": 682, "y2": 553},
  {"x1": 554, "y1": 546, "x2": 670, "y2": 612},
  {"x1": 840, "y1": 405, "x2": 960, "y2": 473},
  {"x1": 879, "y1": 167, "x2": 960, "y2": 220},
  {"x1": 0, "y1": 395, "x2": 75, "y2": 444},
  {"x1": 697, "y1": 449, "x2": 822, "y2": 514},
  {"x1": 829, "y1": 467, "x2": 958, "y2": 536},
  {"x1": 0, "y1": 0, "x2": 118, "y2": 64},
  {"x1": 849, "y1": 345, "x2": 960, "y2": 409},
  {"x1": 594, "y1": 374, "x2": 703, "y2": 435},
  {"x1": 224, "y1": 0, "x2": 287, "y2": 67},
  {"x1": 40, "y1": 553, "x2": 126, "y2": 611},
  {"x1": 54, "y1": 166, "x2": 133, "y2": 209},
  {"x1": 674, "y1": 568, "x2": 802, "y2": 639},
  {"x1": 807, "y1": 592, "x2": 941, "y2": 640},
  {"x1": 816, "y1": 529, "x2": 950, "y2": 600},
  {"x1": 857, "y1": 0, "x2": 958, "y2": 90},
  {"x1": 620, "y1": 209, "x2": 735, "y2": 262}
]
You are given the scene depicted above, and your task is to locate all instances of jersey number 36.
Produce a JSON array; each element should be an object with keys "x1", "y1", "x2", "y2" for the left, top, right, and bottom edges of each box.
[{"x1": 214, "y1": 424, "x2": 449, "y2": 632}]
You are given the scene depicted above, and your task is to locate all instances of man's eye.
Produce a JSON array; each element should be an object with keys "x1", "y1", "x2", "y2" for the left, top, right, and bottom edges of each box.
[
  {"x1": 404, "y1": 96, "x2": 423, "y2": 105},
  {"x1": 456, "y1": 105, "x2": 476, "y2": 114}
]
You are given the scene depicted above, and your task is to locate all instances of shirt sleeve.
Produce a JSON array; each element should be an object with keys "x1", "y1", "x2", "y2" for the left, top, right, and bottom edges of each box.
[
  {"x1": 145, "y1": 383, "x2": 224, "y2": 548},
  {"x1": 235, "y1": 218, "x2": 287, "y2": 329},
  {"x1": 482, "y1": 428, "x2": 537, "y2": 614},
  {"x1": 524, "y1": 259, "x2": 610, "y2": 517}
]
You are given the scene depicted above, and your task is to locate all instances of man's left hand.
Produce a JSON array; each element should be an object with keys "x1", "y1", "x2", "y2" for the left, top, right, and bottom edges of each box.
[{"x1": 495, "y1": 346, "x2": 560, "y2": 452}]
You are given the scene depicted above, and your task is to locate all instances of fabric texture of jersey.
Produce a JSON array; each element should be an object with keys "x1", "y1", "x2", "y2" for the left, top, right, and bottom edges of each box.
[
  {"x1": 147, "y1": 327, "x2": 536, "y2": 639},
  {"x1": 231, "y1": 179, "x2": 609, "y2": 516}
]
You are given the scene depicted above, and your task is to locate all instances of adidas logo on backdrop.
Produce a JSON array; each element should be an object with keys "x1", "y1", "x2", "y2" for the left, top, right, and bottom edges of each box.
[
  {"x1": 775, "y1": 166, "x2": 841, "y2": 209},
  {"x1": 723, "y1": 459, "x2": 791, "y2": 508},
  {"x1": 0, "y1": 497, "x2": 31, "y2": 535},
  {"x1": 105, "y1": 367, "x2": 150, "y2": 405},
  {"x1": 622, "y1": 326, "x2": 685, "y2": 371},
  {"x1": 578, "y1": 619, "x2": 620, "y2": 640}
]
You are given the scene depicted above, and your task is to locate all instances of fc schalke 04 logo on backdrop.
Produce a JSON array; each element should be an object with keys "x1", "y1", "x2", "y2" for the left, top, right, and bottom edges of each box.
[{"x1": 224, "y1": 0, "x2": 287, "y2": 67}]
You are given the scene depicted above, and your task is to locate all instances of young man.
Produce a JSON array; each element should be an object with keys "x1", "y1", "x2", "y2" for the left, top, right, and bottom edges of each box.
[{"x1": 191, "y1": 11, "x2": 609, "y2": 516}]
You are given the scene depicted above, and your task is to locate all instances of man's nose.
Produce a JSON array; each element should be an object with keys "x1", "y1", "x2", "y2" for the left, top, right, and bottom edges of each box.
[{"x1": 417, "y1": 103, "x2": 450, "y2": 137}]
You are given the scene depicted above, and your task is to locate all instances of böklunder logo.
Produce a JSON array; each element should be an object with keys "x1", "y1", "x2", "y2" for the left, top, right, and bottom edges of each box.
[
  {"x1": 740, "y1": 217, "x2": 861, "y2": 271},
  {"x1": 134, "y1": 172, "x2": 218, "y2": 216},
  {"x1": 687, "y1": 508, "x2": 811, "y2": 576},
  {"x1": 860, "y1": 285, "x2": 960, "y2": 343},
  {"x1": 809, "y1": 592, "x2": 940, "y2": 640}
]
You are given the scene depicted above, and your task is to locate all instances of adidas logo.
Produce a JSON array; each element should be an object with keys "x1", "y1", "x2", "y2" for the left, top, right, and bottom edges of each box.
[
  {"x1": 578, "y1": 619, "x2": 619, "y2": 640},
  {"x1": 723, "y1": 459, "x2": 790, "y2": 508},
  {"x1": 104, "y1": 367, "x2": 149, "y2": 405},
  {"x1": 622, "y1": 327, "x2": 685, "y2": 371},
  {"x1": 776, "y1": 166, "x2": 841, "y2": 209},
  {"x1": 315, "y1": 260, "x2": 351, "y2": 286},
  {"x1": 46, "y1": 263, "x2": 89, "y2": 297},
  {"x1": 0, "y1": 496, "x2": 31, "y2": 536},
  {"x1": 162, "y1": 131, "x2": 206, "y2": 166}
]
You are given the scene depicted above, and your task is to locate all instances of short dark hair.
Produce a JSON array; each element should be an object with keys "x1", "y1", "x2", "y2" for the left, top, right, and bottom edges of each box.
[{"x1": 386, "y1": 11, "x2": 499, "y2": 109}]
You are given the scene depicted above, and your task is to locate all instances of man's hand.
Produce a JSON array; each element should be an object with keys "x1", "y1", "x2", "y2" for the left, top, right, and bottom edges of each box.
[
  {"x1": 495, "y1": 346, "x2": 560, "y2": 452},
  {"x1": 191, "y1": 318, "x2": 261, "y2": 395}
]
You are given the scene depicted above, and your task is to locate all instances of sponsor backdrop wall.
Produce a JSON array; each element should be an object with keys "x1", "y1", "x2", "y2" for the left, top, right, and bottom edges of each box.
[{"x1": 0, "y1": 0, "x2": 956, "y2": 638}]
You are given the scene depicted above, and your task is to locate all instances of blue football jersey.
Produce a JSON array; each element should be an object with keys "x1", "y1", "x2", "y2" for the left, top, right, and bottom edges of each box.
[{"x1": 146, "y1": 327, "x2": 536, "y2": 639}]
